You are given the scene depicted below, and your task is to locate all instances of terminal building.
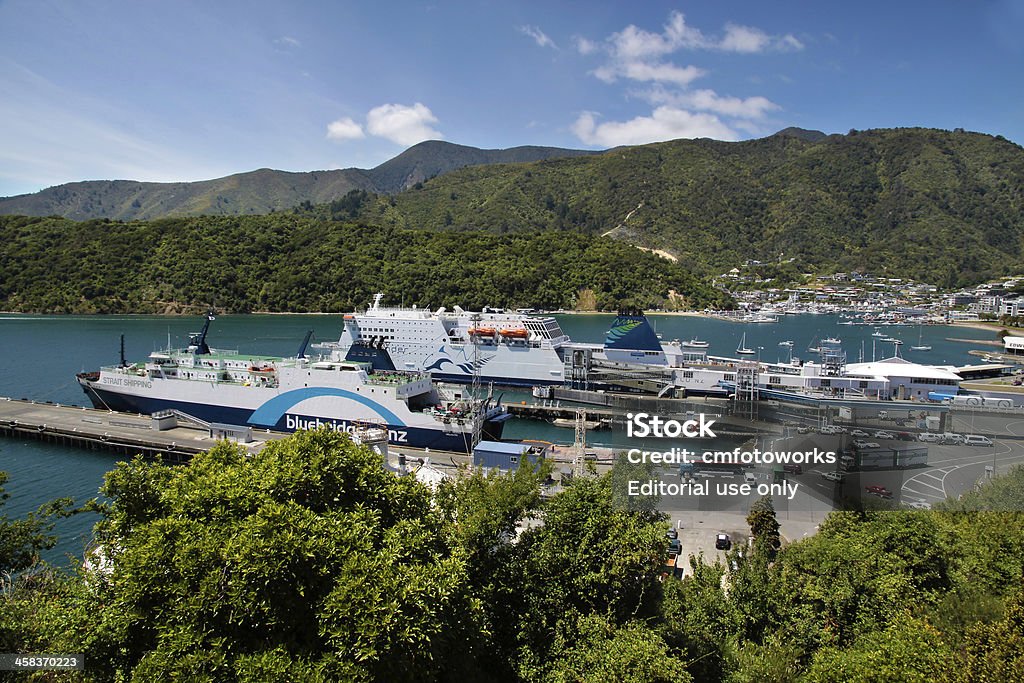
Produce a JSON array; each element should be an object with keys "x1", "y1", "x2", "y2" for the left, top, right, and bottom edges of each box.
[{"x1": 842, "y1": 357, "x2": 963, "y2": 401}]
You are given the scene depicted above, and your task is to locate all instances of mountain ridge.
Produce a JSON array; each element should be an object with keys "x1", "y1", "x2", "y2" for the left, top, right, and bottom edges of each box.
[
  {"x1": 0, "y1": 141, "x2": 600, "y2": 221},
  {"x1": 323, "y1": 127, "x2": 1024, "y2": 288}
]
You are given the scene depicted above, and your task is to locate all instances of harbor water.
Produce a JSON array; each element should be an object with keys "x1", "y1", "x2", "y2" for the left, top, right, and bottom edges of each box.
[{"x1": 0, "y1": 313, "x2": 1002, "y2": 566}]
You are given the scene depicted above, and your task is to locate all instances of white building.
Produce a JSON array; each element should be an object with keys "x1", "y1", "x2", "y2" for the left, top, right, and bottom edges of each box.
[
  {"x1": 1002, "y1": 336, "x2": 1024, "y2": 356},
  {"x1": 842, "y1": 357, "x2": 962, "y2": 401}
]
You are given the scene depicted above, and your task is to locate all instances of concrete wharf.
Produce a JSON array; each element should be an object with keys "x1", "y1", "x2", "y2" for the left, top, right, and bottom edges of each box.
[
  {"x1": 0, "y1": 397, "x2": 625, "y2": 468},
  {"x1": 0, "y1": 397, "x2": 260, "y2": 464}
]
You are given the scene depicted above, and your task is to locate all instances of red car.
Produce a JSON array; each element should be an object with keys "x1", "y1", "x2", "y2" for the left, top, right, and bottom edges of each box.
[{"x1": 865, "y1": 485, "x2": 893, "y2": 498}]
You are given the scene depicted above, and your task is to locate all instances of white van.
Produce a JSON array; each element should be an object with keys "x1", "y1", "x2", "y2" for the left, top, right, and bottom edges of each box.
[
  {"x1": 918, "y1": 432, "x2": 942, "y2": 443},
  {"x1": 964, "y1": 434, "x2": 993, "y2": 446},
  {"x1": 941, "y1": 433, "x2": 965, "y2": 445},
  {"x1": 744, "y1": 472, "x2": 757, "y2": 485}
]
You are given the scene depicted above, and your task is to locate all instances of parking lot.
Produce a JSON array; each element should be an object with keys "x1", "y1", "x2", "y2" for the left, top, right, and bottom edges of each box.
[{"x1": 648, "y1": 427, "x2": 1024, "y2": 574}]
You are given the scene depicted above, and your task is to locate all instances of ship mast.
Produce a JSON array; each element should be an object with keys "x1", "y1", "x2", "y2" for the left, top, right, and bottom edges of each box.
[{"x1": 470, "y1": 312, "x2": 482, "y2": 449}]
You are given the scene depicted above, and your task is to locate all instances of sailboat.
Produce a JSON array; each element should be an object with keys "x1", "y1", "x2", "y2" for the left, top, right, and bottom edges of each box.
[
  {"x1": 910, "y1": 326, "x2": 931, "y2": 352},
  {"x1": 736, "y1": 332, "x2": 756, "y2": 356}
]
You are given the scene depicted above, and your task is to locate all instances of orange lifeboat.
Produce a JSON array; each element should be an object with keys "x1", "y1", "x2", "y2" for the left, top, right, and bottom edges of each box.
[
  {"x1": 468, "y1": 327, "x2": 497, "y2": 336},
  {"x1": 500, "y1": 328, "x2": 529, "y2": 339}
]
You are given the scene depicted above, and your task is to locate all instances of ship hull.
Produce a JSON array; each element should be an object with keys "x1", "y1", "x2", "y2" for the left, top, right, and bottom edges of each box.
[{"x1": 77, "y1": 377, "x2": 505, "y2": 453}]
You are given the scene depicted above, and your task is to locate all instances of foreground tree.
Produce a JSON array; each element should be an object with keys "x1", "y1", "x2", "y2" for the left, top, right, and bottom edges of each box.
[
  {"x1": 38, "y1": 430, "x2": 486, "y2": 681},
  {"x1": 0, "y1": 470, "x2": 74, "y2": 654},
  {"x1": 0, "y1": 471, "x2": 72, "y2": 576}
]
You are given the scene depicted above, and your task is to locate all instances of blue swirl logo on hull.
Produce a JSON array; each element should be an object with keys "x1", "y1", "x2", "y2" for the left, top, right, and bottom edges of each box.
[{"x1": 248, "y1": 387, "x2": 404, "y2": 427}]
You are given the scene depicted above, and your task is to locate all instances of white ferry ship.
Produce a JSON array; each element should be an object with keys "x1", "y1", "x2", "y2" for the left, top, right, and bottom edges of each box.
[
  {"x1": 316, "y1": 293, "x2": 572, "y2": 386},
  {"x1": 76, "y1": 314, "x2": 508, "y2": 453}
]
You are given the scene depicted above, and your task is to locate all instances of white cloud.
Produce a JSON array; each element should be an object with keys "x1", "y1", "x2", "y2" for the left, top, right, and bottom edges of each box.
[
  {"x1": 721, "y1": 24, "x2": 804, "y2": 53},
  {"x1": 592, "y1": 10, "x2": 803, "y2": 72},
  {"x1": 585, "y1": 11, "x2": 802, "y2": 89},
  {"x1": 569, "y1": 11, "x2": 799, "y2": 150},
  {"x1": 275, "y1": 35, "x2": 301, "y2": 48},
  {"x1": 608, "y1": 11, "x2": 708, "y2": 61},
  {"x1": 637, "y1": 86, "x2": 779, "y2": 119},
  {"x1": 571, "y1": 107, "x2": 738, "y2": 147},
  {"x1": 574, "y1": 36, "x2": 598, "y2": 55},
  {"x1": 519, "y1": 25, "x2": 557, "y2": 49},
  {"x1": 326, "y1": 117, "x2": 365, "y2": 141},
  {"x1": 366, "y1": 103, "x2": 443, "y2": 146},
  {"x1": 780, "y1": 34, "x2": 804, "y2": 51},
  {"x1": 720, "y1": 24, "x2": 770, "y2": 53},
  {"x1": 620, "y1": 61, "x2": 705, "y2": 86}
]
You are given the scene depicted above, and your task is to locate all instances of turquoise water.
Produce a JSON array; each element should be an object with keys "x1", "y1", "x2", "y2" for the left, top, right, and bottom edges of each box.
[{"x1": 0, "y1": 313, "x2": 1001, "y2": 565}]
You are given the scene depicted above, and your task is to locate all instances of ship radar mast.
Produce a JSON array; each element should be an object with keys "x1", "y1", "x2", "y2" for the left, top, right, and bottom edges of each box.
[{"x1": 187, "y1": 311, "x2": 216, "y2": 355}]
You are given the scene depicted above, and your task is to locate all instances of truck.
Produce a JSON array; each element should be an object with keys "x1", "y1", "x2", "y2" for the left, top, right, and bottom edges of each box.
[
  {"x1": 847, "y1": 444, "x2": 929, "y2": 470},
  {"x1": 935, "y1": 394, "x2": 1014, "y2": 409}
]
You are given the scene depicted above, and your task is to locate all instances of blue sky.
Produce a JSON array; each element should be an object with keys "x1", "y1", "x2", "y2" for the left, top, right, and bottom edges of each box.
[{"x1": 1, "y1": 0, "x2": 1022, "y2": 197}]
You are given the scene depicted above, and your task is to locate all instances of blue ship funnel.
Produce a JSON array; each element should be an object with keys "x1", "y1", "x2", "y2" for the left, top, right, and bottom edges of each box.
[{"x1": 603, "y1": 310, "x2": 661, "y2": 352}]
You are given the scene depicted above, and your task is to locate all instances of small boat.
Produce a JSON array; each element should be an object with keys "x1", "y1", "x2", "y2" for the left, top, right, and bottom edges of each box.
[
  {"x1": 683, "y1": 338, "x2": 710, "y2": 348},
  {"x1": 872, "y1": 329, "x2": 886, "y2": 337},
  {"x1": 499, "y1": 328, "x2": 529, "y2": 338},
  {"x1": 736, "y1": 333, "x2": 756, "y2": 356},
  {"x1": 910, "y1": 327, "x2": 931, "y2": 352},
  {"x1": 468, "y1": 327, "x2": 497, "y2": 336},
  {"x1": 778, "y1": 340, "x2": 794, "y2": 347},
  {"x1": 552, "y1": 417, "x2": 609, "y2": 430}
]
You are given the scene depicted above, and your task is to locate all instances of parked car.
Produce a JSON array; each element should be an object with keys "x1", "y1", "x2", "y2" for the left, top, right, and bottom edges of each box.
[
  {"x1": 666, "y1": 527, "x2": 678, "y2": 540},
  {"x1": 964, "y1": 434, "x2": 993, "y2": 446},
  {"x1": 941, "y1": 433, "x2": 965, "y2": 445},
  {"x1": 782, "y1": 463, "x2": 802, "y2": 474},
  {"x1": 865, "y1": 485, "x2": 893, "y2": 498},
  {"x1": 873, "y1": 430, "x2": 896, "y2": 440},
  {"x1": 850, "y1": 429, "x2": 869, "y2": 438},
  {"x1": 715, "y1": 533, "x2": 732, "y2": 550},
  {"x1": 853, "y1": 440, "x2": 870, "y2": 449},
  {"x1": 820, "y1": 425, "x2": 845, "y2": 435},
  {"x1": 918, "y1": 432, "x2": 943, "y2": 443},
  {"x1": 668, "y1": 538, "x2": 682, "y2": 554},
  {"x1": 821, "y1": 471, "x2": 844, "y2": 482}
]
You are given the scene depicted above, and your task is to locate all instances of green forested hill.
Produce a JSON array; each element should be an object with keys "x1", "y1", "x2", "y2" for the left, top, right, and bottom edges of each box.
[
  {"x1": 0, "y1": 214, "x2": 731, "y2": 313},
  {"x1": 346, "y1": 128, "x2": 1024, "y2": 287},
  {"x1": 0, "y1": 141, "x2": 596, "y2": 221}
]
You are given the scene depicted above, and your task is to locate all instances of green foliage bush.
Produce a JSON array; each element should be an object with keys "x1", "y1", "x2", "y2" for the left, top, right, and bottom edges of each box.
[{"x1": 5, "y1": 441, "x2": 1024, "y2": 681}]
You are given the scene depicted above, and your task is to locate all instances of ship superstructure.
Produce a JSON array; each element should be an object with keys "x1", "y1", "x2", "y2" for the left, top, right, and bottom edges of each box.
[{"x1": 316, "y1": 293, "x2": 571, "y2": 386}]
